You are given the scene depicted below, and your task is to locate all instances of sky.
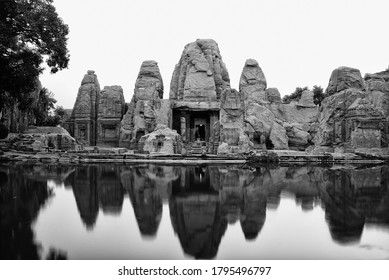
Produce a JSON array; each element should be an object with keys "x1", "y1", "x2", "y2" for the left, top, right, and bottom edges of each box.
[{"x1": 40, "y1": 0, "x2": 389, "y2": 109}]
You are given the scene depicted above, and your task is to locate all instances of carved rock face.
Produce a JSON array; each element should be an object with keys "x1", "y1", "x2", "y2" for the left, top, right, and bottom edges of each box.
[
  {"x1": 73, "y1": 71, "x2": 100, "y2": 119},
  {"x1": 239, "y1": 58, "x2": 267, "y2": 104},
  {"x1": 365, "y1": 70, "x2": 389, "y2": 117},
  {"x1": 71, "y1": 70, "x2": 101, "y2": 146},
  {"x1": 218, "y1": 88, "x2": 252, "y2": 153},
  {"x1": 326, "y1": 66, "x2": 365, "y2": 96},
  {"x1": 119, "y1": 61, "x2": 166, "y2": 148},
  {"x1": 140, "y1": 124, "x2": 182, "y2": 154},
  {"x1": 98, "y1": 86, "x2": 125, "y2": 118},
  {"x1": 314, "y1": 66, "x2": 389, "y2": 151},
  {"x1": 169, "y1": 39, "x2": 230, "y2": 101}
]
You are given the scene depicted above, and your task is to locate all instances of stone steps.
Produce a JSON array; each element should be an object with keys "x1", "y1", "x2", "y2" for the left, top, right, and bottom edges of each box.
[{"x1": 186, "y1": 141, "x2": 208, "y2": 154}]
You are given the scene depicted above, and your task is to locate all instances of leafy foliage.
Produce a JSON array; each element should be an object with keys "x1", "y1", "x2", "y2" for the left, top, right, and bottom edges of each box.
[
  {"x1": 312, "y1": 85, "x2": 325, "y2": 105},
  {"x1": 282, "y1": 85, "x2": 326, "y2": 106},
  {"x1": 34, "y1": 87, "x2": 56, "y2": 125},
  {"x1": 282, "y1": 87, "x2": 308, "y2": 104},
  {"x1": 0, "y1": 0, "x2": 69, "y2": 112}
]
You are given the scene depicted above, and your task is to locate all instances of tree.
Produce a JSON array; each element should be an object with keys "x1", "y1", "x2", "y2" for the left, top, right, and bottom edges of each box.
[
  {"x1": 312, "y1": 85, "x2": 325, "y2": 106},
  {"x1": 282, "y1": 86, "x2": 309, "y2": 104},
  {"x1": 0, "y1": 0, "x2": 69, "y2": 112},
  {"x1": 34, "y1": 87, "x2": 57, "y2": 125}
]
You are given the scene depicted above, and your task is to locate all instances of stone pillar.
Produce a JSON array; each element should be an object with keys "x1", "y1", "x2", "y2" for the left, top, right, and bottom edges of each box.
[{"x1": 180, "y1": 116, "x2": 186, "y2": 143}]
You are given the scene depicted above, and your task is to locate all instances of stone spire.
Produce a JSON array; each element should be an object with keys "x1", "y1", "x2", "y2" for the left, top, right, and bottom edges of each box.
[{"x1": 169, "y1": 39, "x2": 230, "y2": 101}]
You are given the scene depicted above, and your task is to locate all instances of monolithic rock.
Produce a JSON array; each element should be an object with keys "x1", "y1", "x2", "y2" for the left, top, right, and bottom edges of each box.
[
  {"x1": 139, "y1": 124, "x2": 182, "y2": 154},
  {"x1": 283, "y1": 123, "x2": 311, "y2": 149},
  {"x1": 314, "y1": 88, "x2": 365, "y2": 147},
  {"x1": 97, "y1": 85, "x2": 125, "y2": 147},
  {"x1": 326, "y1": 66, "x2": 365, "y2": 96},
  {"x1": 119, "y1": 60, "x2": 165, "y2": 149},
  {"x1": 169, "y1": 39, "x2": 230, "y2": 101},
  {"x1": 239, "y1": 59, "x2": 267, "y2": 104},
  {"x1": 218, "y1": 89, "x2": 252, "y2": 154},
  {"x1": 314, "y1": 66, "x2": 389, "y2": 152},
  {"x1": 71, "y1": 70, "x2": 101, "y2": 146}
]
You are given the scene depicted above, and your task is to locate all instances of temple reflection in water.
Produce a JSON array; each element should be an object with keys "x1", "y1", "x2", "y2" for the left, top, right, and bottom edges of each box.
[{"x1": 1, "y1": 163, "x2": 389, "y2": 259}]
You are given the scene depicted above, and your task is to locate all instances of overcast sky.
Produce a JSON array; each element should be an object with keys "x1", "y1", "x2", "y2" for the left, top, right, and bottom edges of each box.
[{"x1": 40, "y1": 0, "x2": 389, "y2": 109}]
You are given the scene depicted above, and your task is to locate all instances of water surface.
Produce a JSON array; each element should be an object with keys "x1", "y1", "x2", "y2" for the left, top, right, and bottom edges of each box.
[{"x1": 1, "y1": 163, "x2": 389, "y2": 259}]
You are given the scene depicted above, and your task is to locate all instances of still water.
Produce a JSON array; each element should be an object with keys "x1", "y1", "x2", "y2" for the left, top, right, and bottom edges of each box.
[{"x1": 1, "y1": 163, "x2": 389, "y2": 260}]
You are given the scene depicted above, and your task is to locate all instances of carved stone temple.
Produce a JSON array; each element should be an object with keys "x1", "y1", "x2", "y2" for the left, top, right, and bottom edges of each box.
[{"x1": 64, "y1": 39, "x2": 389, "y2": 155}]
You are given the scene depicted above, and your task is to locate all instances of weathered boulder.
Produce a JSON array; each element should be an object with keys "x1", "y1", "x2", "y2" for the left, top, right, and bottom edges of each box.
[
  {"x1": 7, "y1": 127, "x2": 76, "y2": 151},
  {"x1": 266, "y1": 88, "x2": 281, "y2": 103},
  {"x1": 269, "y1": 121, "x2": 289, "y2": 150},
  {"x1": 297, "y1": 90, "x2": 316, "y2": 108},
  {"x1": 140, "y1": 124, "x2": 182, "y2": 154},
  {"x1": 239, "y1": 59, "x2": 267, "y2": 104},
  {"x1": 169, "y1": 39, "x2": 230, "y2": 101},
  {"x1": 283, "y1": 123, "x2": 311, "y2": 150},
  {"x1": 97, "y1": 85, "x2": 126, "y2": 147},
  {"x1": 326, "y1": 66, "x2": 365, "y2": 96},
  {"x1": 119, "y1": 60, "x2": 165, "y2": 149}
]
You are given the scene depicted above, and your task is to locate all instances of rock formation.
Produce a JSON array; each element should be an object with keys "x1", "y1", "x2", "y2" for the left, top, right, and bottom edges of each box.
[
  {"x1": 326, "y1": 66, "x2": 365, "y2": 96},
  {"x1": 314, "y1": 66, "x2": 389, "y2": 152},
  {"x1": 265, "y1": 88, "x2": 281, "y2": 103},
  {"x1": 138, "y1": 124, "x2": 182, "y2": 154},
  {"x1": 59, "y1": 40, "x2": 389, "y2": 155},
  {"x1": 119, "y1": 60, "x2": 170, "y2": 150},
  {"x1": 70, "y1": 70, "x2": 101, "y2": 146},
  {"x1": 217, "y1": 88, "x2": 252, "y2": 154},
  {"x1": 5, "y1": 126, "x2": 76, "y2": 151},
  {"x1": 365, "y1": 69, "x2": 389, "y2": 117},
  {"x1": 169, "y1": 39, "x2": 230, "y2": 101},
  {"x1": 239, "y1": 58, "x2": 267, "y2": 104},
  {"x1": 97, "y1": 85, "x2": 125, "y2": 147},
  {"x1": 169, "y1": 39, "x2": 232, "y2": 155}
]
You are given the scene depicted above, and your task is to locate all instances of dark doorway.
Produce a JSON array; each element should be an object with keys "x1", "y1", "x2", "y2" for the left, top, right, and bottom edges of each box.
[{"x1": 195, "y1": 124, "x2": 206, "y2": 141}]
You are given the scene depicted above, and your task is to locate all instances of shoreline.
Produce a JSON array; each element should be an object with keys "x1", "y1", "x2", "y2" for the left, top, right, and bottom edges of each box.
[{"x1": 0, "y1": 149, "x2": 387, "y2": 165}]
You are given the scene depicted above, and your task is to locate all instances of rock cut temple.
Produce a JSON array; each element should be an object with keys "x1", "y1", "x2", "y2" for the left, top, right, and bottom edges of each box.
[{"x1": 64, "y1": 39, "x2": 389, "y2": 155}]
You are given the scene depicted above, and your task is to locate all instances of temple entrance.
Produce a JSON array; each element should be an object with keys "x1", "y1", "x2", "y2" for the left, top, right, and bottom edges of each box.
[
  {"x1": 194, "y1": 119, "x2": 206, "y2": 141},
  {"x1": 172, "y1": 108, "x2": 220, "y2": 153}
]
